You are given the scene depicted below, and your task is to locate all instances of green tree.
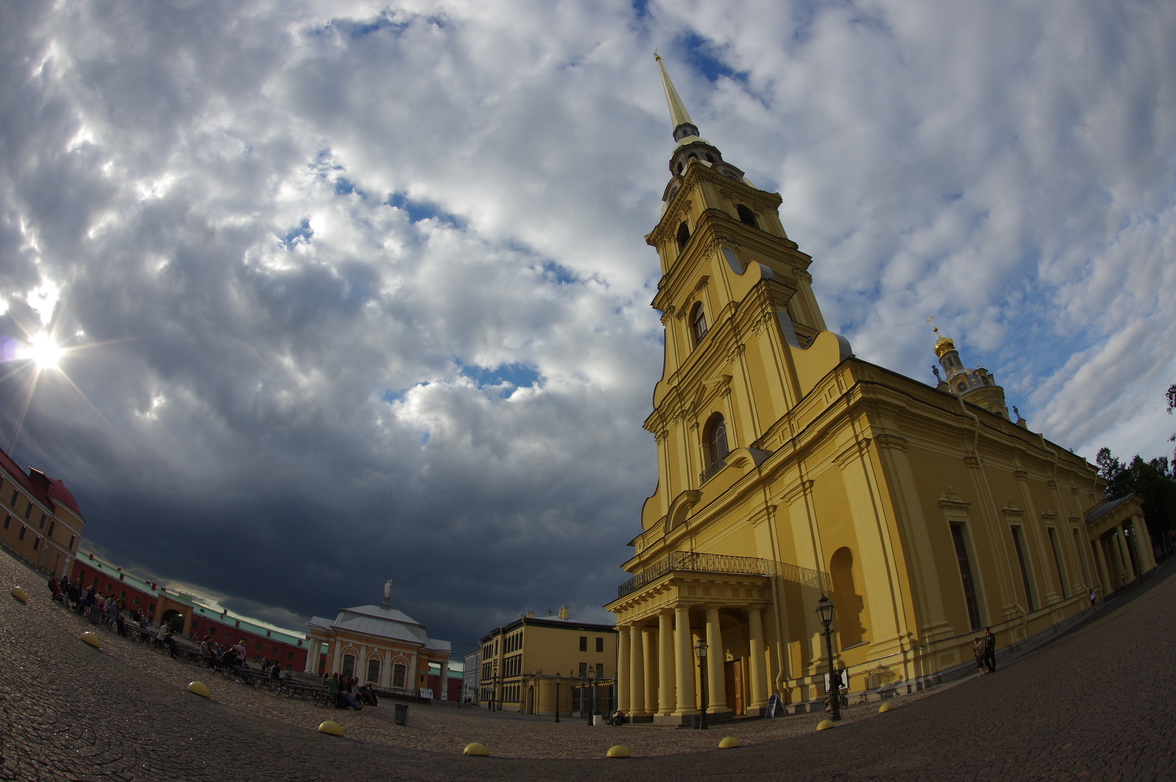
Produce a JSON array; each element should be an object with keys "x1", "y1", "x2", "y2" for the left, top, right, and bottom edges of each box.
[{"x1": 1168, "y1": 383, "x2": 1175, "y2": 461}]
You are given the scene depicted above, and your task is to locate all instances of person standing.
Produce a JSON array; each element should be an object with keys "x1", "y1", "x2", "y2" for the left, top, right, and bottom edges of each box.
[{"x1": 982, "y1": 627, "x2": 996, "y2": 673}]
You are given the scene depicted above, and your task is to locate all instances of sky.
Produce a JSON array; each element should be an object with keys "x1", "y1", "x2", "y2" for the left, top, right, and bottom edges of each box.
[{"x1": 2, "y1": 0, "x2": 1173, "y2": 650}]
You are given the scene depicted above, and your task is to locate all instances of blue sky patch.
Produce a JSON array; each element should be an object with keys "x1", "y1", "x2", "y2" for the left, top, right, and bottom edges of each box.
[
  {"x1": 534, "y1": 259, "x2": 579, "y2": 286},
  {"x1": 385, "y1": 191, "x2": 464, "y2": 228},
  {"x1": 279, "y1": 218, "x2": 313, "y2": 250},
  {"x1": 457, "y1": 359, "x2": 542, "y2": 396}
]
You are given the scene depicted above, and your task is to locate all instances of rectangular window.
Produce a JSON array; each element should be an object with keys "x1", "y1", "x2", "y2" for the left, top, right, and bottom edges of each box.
[
  {"x1": 367, "y1": 659, "x2": 380, "y2": 682},
  {"x1": 595, "y1": 637, "x2": 604, "y2": 653},
  {"x1": 596, "y1": 663, "x2": 604, "y2": 678},
  {"x1": 342, "y1": 654, "x2": 356, "y2": 678},
  {"x1": 579, "y1": 662, "x2": 588, "y2": 676},
  {"x1": 18, "y1": 527, "x2": 25, "y2": 541},
  {"x1": 24, "y1": 502, "x2": 32, "y2": 519},
  {"x1": 119, "y1": 590, "x2": 126, "y2": 599},
  {"x1": 134, "y1": 596, "x2": 141, "y2": 606},
  {"x1": 32, "y1": 536, "x2": 39, "y2": 550},
  {"x1": 579, "y1": 636, "x2": 587, "y2": 652},
  {"x1": 1010, "y1": 525, "x2": 1036, "y2": 612},
  {"x1": 393, "y1": 663, "x2": 407, "y2": 688},
  {"x1": 10, "y1": 490, "x2": 17, "y2": 506},
  {"x1": 4, "y1": 514, "x2": 10, "y2": 530},
  {"x1": 69, "y1": 535, "x2": 75, "y2": 550},
  {"x1": 47, "y1": 521, "x2": 55, "y2": 538},
  {"x1": 39, "y1": 513, "x2": 47, "y2": 529},
  {"x1": 92, "y1": 576, "x2": 99, "y2": 588},
  {"x1": 1048, "y1": 527, "x2": 1068, "y2": 599},
  {"x1": 950, "y1": 523, "x2": 982, "y2": 631}
]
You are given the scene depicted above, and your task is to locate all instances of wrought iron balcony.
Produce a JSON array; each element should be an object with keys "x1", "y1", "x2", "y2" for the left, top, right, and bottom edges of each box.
[
  {"x1": 616, "y1": 552, "x2": 830, "y2": 599},
  {"x1": 699, "y1": 459, "x2": 726, "y2": 484},
  {"x1": 616, "y1": 551, "x2": 825, "y2": 599}
]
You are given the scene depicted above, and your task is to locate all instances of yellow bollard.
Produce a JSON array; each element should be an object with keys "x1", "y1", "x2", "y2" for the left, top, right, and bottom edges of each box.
[
  {"x1": 318, "y1": 720, "x2": 343, "y2": 736},
  {"x1": 606, "y1": 745, "x2": 630, "y2": 758},
  {"x1": 816, "y1": 719, "x2": 836, "y2": 731},
  {"x1": 10, "y1": 586, "x2": 28, "y2": 603},
  {"x1": 187, "y1": 682, "x2": 211, "y2": 698},
  {"x1": 81, "y1": 631, "x2": 101, "y2": 649},
  {"x1": 718, "y1": 736, "x2": 741, "y2": 749},
  {"x1": 463, "y1": 742, "x2": 489, "y2": 756}
]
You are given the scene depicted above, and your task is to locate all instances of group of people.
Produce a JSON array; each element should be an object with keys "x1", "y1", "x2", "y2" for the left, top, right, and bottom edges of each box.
[
  {"x1": 972, "y1": 626, "x2": 997, "y2": 675},
  {"x1": 49, "y1": 574, "x2": 147, "y2": 637},
  {"x1": 322, "y1": 673, "x2": 379, "y2": 710}
]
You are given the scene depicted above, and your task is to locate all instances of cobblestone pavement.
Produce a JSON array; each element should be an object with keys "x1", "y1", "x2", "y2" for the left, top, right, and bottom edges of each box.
[{"x1": 3, "y1": 548, "x2": 1174, "y2": 781}]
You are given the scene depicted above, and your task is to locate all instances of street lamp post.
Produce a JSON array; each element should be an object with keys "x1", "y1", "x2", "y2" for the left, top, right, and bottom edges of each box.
[
  {"x1": 816, "y1": 594, "x2": 841, "y2": 722},
  {"x1": 695, "y1": 638, "x2": 709, "y2": 730},
  {"x1": 592, "y1": 669, "x2": 600, "y2": 720},
  {"x1": 586, "y1": 669, "x2": 595, "y2": 724},
  {"x1": 554, "y1": 673, "x2": 560, "y2": 723}
]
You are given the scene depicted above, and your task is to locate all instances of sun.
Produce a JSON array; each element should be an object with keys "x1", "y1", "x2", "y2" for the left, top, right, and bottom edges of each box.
[{"x1": 26, "y1": 331, "x2": 63, "y2": 370}]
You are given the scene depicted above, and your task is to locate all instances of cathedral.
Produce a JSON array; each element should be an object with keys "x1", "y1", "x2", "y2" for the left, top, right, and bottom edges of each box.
[{"x1": 605, "y1": 57, "x2": 1156, "y2": 723}]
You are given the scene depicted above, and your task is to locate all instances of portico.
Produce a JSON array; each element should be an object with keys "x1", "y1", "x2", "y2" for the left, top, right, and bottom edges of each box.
[{"x1": 607, "y1": 554, "x2": 776, "y2": 723}]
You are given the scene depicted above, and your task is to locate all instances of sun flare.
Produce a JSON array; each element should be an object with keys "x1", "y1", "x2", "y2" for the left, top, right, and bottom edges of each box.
[{"x1": 26, "y1": 331, "x2": 62, "y2": 370}]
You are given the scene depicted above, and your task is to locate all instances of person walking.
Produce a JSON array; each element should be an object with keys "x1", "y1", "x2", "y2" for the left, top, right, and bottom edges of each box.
[{"x1": 982, "y1": 627, "x2": 996, "y2": 673}]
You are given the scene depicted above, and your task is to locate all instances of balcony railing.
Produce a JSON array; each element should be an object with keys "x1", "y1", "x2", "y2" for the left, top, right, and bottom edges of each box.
[
  {"x1": 615, "y1": 551, "x2": 829, "y2": 599},
  {"x1": 699, "y1": 459, "x2": 726, "y2": 484}
]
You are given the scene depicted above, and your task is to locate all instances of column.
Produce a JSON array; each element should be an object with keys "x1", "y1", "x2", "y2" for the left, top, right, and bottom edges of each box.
[
  {"x1": 438, "y1": 659, "x2": 449, "y2": 700},
  {"x1": 704, "y1": 606, "x2": 727, "y2": 713},
  {"x1": 617, "y1": 625, "x2": 631, "y2": 712},
  {"x1": 658, "y1": 611, "x2": 674, "y2": 715},
  {"x1": 1114, "y1": 529, "x2": 1131, "y2": 582},
  {"x1": 642, "y1": 627, "x2": 657, "y2": 717},
  {"x1": 1093, "y1": 538, "x2": 1111, "y2": 593},
  {"x1": 1120, "y1": 525, "x2": 1138, "y2": 580},
  {"x1": 747, "y1": 606, "x2": 768, "y2": 709},
  {"x1": 629, "y1": 625, "x2": 645, "y2": 715},
  {"x1": 673, "y1": 605, "x2": 698, "y2": 715}
]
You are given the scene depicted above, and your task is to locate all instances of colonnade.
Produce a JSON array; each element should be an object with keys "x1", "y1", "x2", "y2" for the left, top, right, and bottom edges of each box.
[
  {"x1": 615, "y1": 604, "x2": 770, "y2": 721},
  {"x1": 1090, "y1": 516, "x2": 1154, "y2": 595}
]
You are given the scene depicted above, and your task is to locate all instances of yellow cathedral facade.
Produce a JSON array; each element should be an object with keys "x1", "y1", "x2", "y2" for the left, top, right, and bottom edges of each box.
[{"x1": 605, "y1": 57, "x2": 1156, "y2": 724}]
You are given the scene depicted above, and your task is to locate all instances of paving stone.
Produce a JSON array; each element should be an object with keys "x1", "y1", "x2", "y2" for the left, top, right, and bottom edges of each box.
[{"x1": 3, "y1": 549, "x2": 1175, "y2": 780}]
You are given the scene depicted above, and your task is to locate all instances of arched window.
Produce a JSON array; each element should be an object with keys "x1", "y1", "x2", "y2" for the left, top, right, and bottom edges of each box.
[
  {"x1": 830, "y1": 547, "x2": 865, "y2": 647},
  {"x1": 736, "y1": 205, "x2": 757, "y2": 227},
  {"x1": 701, "y1": 414, "x2": 729, "y2": 482},
  {"x1": 676, "y1": 221, "x2": 691, "y2": 252},
  {"x1": 689, "y1": 302, "x2": 708, "y2": 345}
]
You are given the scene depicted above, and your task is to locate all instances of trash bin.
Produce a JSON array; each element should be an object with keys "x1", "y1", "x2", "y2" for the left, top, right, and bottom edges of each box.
[
  {"x1": 690, "y1": 715, "x2": 701, "y2": 730},
  {"x1": 394, "y1": 704, "x2": 409, "y2": 726}
]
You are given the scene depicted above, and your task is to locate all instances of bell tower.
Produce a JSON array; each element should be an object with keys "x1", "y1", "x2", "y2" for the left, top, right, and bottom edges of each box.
[{"x1": 640, "y1": 55, "x2": 852, "y2": 533}]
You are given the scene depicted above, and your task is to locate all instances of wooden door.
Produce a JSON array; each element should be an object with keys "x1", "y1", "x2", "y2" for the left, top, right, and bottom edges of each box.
[{"x1": 724, "y1": 660, "x2": 744, "y2": 715}]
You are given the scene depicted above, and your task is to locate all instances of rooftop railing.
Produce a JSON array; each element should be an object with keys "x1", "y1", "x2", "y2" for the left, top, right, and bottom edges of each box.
[{"x1": 615, "y1": 551, "x2": 828, "y2": 599}]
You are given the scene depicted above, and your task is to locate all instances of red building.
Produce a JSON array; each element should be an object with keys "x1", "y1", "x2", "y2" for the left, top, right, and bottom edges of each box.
[{"x1": 70, "y1": 551, "x2": 312, "y2": 670}]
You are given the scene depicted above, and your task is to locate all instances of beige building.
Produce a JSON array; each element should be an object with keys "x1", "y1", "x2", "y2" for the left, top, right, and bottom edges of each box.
[
  {"x1": 605, "y1": 57, "x2": 1156, "y2": 724},
  {"x1": 307, "y1": 581, "x2": 451, "y2": 694},
  {"x1": 477, "y1": 609, "x2": 617, "y2": 716},
  {"x1": 0, "y1": 446, "x2": 84, "y2": 579}
]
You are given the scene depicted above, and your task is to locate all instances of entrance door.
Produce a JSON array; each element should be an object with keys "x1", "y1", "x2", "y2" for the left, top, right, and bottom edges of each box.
[
  {"x1": 525, "y1": 684, "x2": 534, "y2": 714},
  {"x1": 724, "y1": 660, "x2": 744, "y2": 715}
]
